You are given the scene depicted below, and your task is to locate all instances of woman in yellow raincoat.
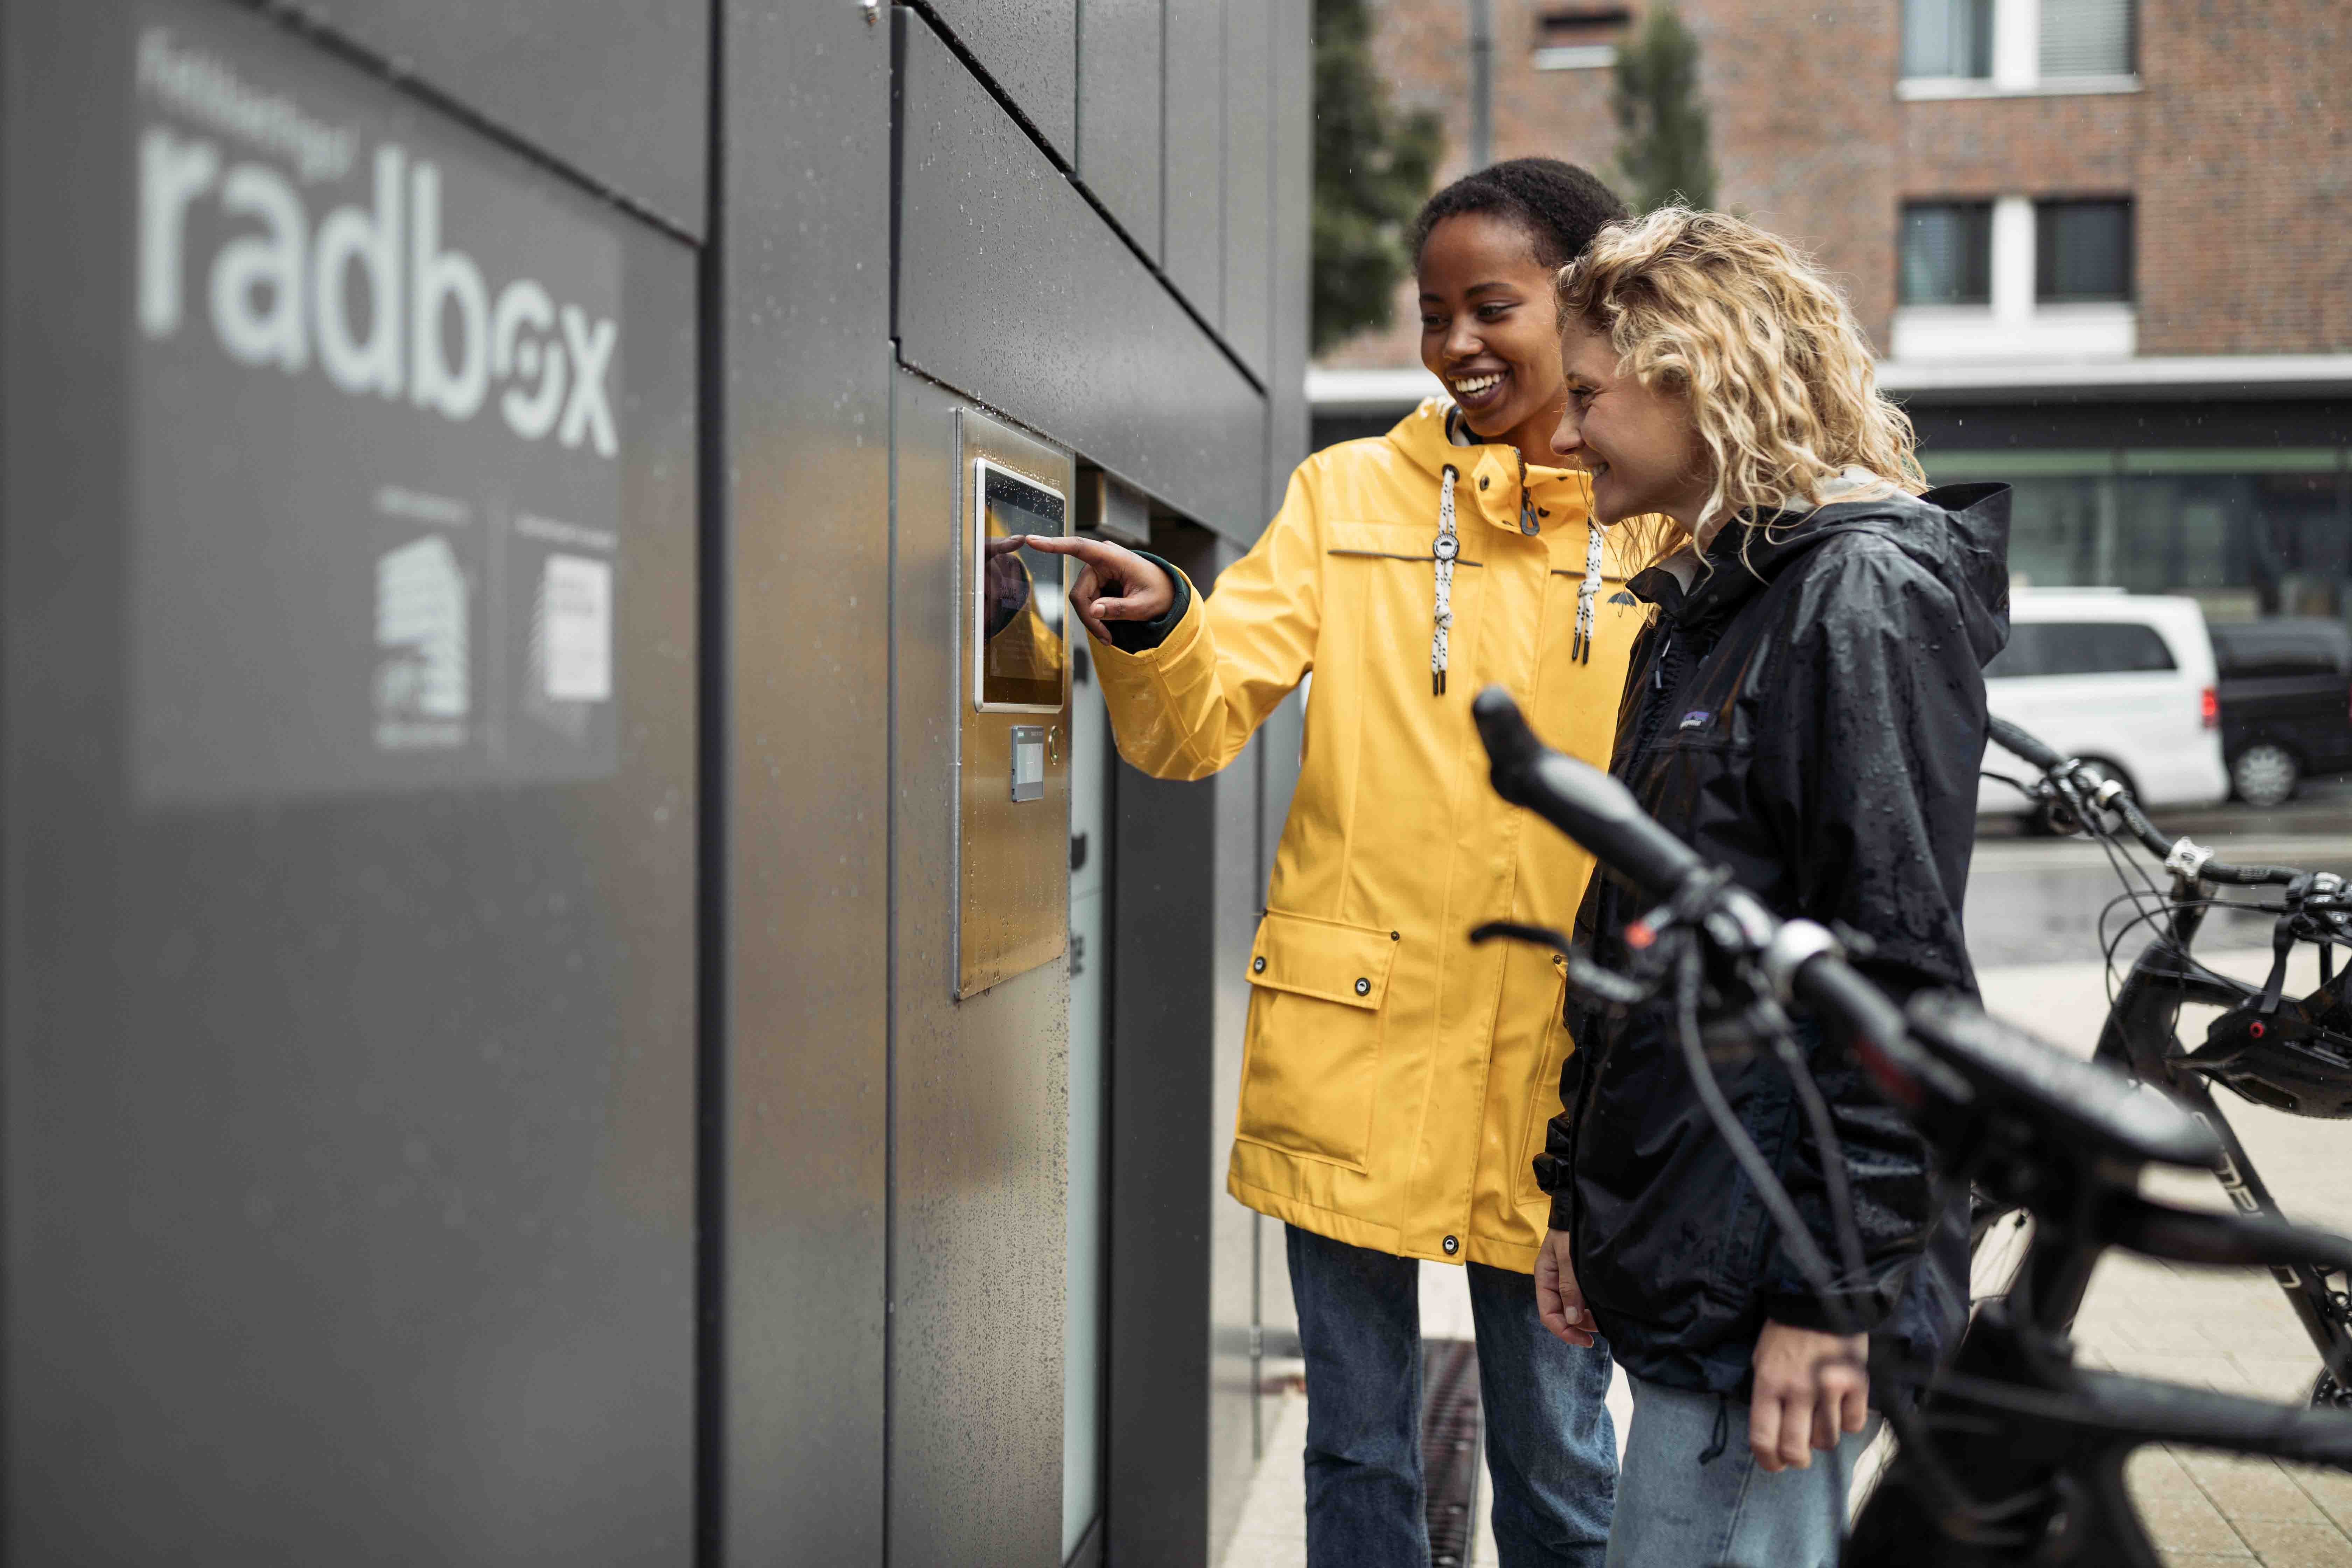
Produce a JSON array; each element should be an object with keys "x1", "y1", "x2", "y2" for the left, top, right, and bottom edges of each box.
[{"x1": 1028, "y1": 160, "x2": 1645, "y2": 1568}]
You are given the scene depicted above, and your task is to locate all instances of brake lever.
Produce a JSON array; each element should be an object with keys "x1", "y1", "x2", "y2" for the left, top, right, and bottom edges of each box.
[
  {"x1": 1468, "y1": 921, "x2": 1655, "y2": 1011},
  {"x1": 1468, "y1": 919, "x2": 1571, "y2": 952}
]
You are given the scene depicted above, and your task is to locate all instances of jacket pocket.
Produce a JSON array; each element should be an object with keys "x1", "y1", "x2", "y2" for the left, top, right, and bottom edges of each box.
[
  {"x1": 1517, "y1": 965, "x2": 1580, "y2": 1204},
  {"x1": 1235, "y1": 909, "x2": 1400, "y2": 1171}
]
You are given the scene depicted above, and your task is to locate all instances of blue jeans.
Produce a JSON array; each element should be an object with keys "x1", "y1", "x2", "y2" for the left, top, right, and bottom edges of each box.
[
  {"x1": 1603, "y1": 1374, "x2": 1881, "y2": 1568},
  {"x1": 1286, "y1": 1224, "x2": 1617, "y2": 1568}
]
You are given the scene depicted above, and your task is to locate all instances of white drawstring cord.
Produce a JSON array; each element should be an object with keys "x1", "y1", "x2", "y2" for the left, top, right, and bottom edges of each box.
[
  {"x1": 1572, "y1": 520, "x2": 1604, "y2": 664},
  {"x1": 1433, "y1": 464, "x2": 1459, "y2": 695}
]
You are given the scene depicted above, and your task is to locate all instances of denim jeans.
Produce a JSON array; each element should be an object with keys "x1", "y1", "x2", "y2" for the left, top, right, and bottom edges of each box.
[
  {"x1": 1603, "y1": 1374, "x2": 1881, "y2": 1568},
  {"x1": 1285, "y1": 1224, "x2": 1617, "y2": 1568}
]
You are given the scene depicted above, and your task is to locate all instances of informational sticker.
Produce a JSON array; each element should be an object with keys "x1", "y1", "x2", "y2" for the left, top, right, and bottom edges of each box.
[{"x1": 123, "y1": 0, "x2": 624, "y2": 804}]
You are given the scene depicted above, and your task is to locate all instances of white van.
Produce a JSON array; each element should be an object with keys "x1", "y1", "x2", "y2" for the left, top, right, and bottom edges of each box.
[{"x1": 1978, "y1": 589, "x2": 2229, "y2": 817}]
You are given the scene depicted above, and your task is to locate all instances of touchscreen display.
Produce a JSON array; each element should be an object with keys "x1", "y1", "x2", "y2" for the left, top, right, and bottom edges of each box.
[{"x1": 975, "y1": 462, "x2": 1068, "y2": 710}]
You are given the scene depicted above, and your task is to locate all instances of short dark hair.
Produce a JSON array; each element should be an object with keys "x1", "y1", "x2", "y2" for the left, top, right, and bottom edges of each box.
[{"x1": 1409, "y1": 158, "x2": 1630, "y2": 272}]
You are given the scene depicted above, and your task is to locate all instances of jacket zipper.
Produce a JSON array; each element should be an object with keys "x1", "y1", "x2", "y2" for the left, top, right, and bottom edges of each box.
[{"x1": 1569, "y1": 614, "x2": 1684, "y2": 1271}]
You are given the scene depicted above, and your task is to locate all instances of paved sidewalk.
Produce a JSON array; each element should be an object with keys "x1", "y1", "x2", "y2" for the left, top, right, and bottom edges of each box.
[
  {"x1": 1217, "y1": 1265, "x2": 1633, "y2": 1568},
  {"x1": 1218, "y1": 945, "x2": 2352, "y2": 1567}
]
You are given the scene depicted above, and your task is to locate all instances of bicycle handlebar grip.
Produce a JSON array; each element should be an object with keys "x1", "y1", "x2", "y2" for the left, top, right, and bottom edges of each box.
[
  {"x1": 2205, "y1": 862, "x2": 2305, "y2": 888},
  {"x1": 1986, "y1": 714, "x2": 2066, "y2": 773},
  {"x1": 1473, "y1": 687, "x2": 1705, "y2": 900}
]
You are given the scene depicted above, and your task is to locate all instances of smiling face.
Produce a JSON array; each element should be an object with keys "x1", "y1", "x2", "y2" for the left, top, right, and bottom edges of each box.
[
  {"x1": 1550, "y1": 325, "x2": 1713, "y2": 530},
  {"x1": 1417, "y1": 212, "x2": 1570, "y2": 464}
]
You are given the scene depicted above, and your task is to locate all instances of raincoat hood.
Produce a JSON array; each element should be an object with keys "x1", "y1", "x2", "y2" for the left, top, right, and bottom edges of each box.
[{"x1": 1661, "y1": 482, "x2": 2014, "y2": 666}]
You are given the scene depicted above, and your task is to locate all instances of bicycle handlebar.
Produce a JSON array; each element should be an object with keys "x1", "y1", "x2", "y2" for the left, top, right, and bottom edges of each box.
[
  {"x1": 1472, "y1": 687, "x2": 1704, "y2": 898},
  {"x1": 1985, "y1": 714, "x2": 2302, "y2": 886},
  {"x1": 1985, "y1": 714, "x2": 2063, "y2": 773},
  {"x1": 1471, "y1": 687, "x2": 2223, "y2": 1174}
]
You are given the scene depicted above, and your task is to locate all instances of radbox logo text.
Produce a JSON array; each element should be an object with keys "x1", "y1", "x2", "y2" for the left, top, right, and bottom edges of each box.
[{"x1": 132, "y1": 27, "x2": 619, "y2": 458}]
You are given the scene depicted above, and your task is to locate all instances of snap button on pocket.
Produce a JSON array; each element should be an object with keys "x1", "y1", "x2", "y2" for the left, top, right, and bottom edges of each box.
[
  {"x1": 1477, "y1": 476, "x2": 1489, "y2": 490},
  {"x1": 1354, "y1": 977, "x2": 1371, "y2": 996},
  {"x1": 1442, "y1": 1235, "x2": 1460, "y2": 1255},
  {"x1": 1253, "y1": 956, "x2": 1267, "y2": 974}
]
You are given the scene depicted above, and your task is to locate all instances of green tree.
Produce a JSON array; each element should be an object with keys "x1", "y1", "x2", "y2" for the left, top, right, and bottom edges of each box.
[
  {"x1": 1611, "y1": 5, "x2": 1717, "y2": 212},
  {"x1": 1312, "y1": 0, "x2": 1443, "y2": 355}
]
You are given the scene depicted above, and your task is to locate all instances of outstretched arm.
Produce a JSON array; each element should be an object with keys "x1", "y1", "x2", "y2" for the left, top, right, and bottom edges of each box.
[{"x1": 1021, "y1": 464, "x2": 1326, "y2": 781}]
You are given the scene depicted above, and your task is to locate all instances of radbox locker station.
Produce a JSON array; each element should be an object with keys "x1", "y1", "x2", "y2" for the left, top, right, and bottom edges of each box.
[{"x1": 0, "y1": 2, "x2": 1308, "y2": 1565}]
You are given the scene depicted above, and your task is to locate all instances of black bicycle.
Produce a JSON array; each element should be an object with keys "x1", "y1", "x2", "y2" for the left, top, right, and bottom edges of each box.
[
  {"x1": 1466, "y1": 687, "x2": 2352, "y2": 1567},
  {"x1": 1985, "y1": 714, "x2": 2352, "y2": 1410}
]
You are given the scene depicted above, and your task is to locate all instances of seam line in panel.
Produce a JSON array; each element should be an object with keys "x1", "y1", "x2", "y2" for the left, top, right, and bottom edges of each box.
[
  {"x1": 881, "y1": 343, "x2": 902, "y2": 1568},
  {"x1": 897, "y1": 1, "x2": 1266, "y2": 397},
  {"x1": 693, "y1": 1, "x2": 728, "y2": 1562}
]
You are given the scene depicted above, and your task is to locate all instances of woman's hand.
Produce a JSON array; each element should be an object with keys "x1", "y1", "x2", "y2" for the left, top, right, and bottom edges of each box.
[
  {"x1": 1016, "y1": 535, "x2": 1175, "y2": 642},
  {"x1": 1534, "y1": 1228, "x2": 1597, "y2": 1348},
  {"x1": 1749, "y1": 1321, "x2": 1868, "y2": 1472}
]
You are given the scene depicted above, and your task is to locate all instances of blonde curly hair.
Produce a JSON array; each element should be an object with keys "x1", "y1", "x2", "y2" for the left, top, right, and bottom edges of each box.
[{"x1": 1555, "y1": 206, "x2": 1925, "y2": 548}]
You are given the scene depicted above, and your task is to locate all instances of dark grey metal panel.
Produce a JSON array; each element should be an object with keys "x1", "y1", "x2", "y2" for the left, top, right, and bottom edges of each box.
[
  {"x1": 1077, "y1": 0, "x2": 1164, "y2": 257},
  {"x1": 897, "y1": 10, "x2": 1268, "y2": 539},
  {"x1": 1266, "y1": 0, "x2": 1314, "y2": 518},
  {"x1": 715, "y1": 2, "x2": 895, "y2": 1562},
  {"x1": 1219, "y1": 0, "x2": 1272, "y2": 383},
  {"x1": 1104, "y1": 663, "x2": 1217, "y2": 1565},
  {"x1": 924, "y1": 0, "x2": 1079, "y2": 162},
  {"x1": 1102, "y1": 524, "x2": 1269, "y2": 1568},
  {"x1": 1161, "y1": 0, "x2": 1224, "y2": 324},
  {"x1": 296, "y1": 0, "x2": 708, "y2": 237},
  {"x1": 3, "y1": 3, "x2": 695, "y2": 1559},
  {"x1": 889, "y1": 368, "x2": 1070, "y2": 1567}
]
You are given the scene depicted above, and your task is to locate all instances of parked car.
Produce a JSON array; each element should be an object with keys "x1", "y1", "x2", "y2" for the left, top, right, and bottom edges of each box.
[
  {"x1": 2207, "y1": 618, "x2": 2352, "y2": 807},
  {"x1": 1979, "y1": 589, "x2": 2229, "y2": 824}
]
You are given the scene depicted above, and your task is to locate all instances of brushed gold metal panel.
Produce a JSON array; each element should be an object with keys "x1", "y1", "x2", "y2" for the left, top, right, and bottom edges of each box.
[{"x1": 955, "y1": 408, "x2": 1072, "y2": 998}]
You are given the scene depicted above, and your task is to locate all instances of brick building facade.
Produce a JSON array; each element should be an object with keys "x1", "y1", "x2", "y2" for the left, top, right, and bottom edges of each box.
[
  {"x1": 1314, "y1": 2, "x2": 2352, "y2": 626},
  {"x1": 1320, "y1": 0, "x2": 2351, "y2": 368}
]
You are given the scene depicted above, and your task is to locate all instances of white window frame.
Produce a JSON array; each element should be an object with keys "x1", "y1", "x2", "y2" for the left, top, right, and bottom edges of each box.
[
  {"x1": 1891, "y1": 194, "x2": 2136, "y2": 365},
  {"x1": 1897, "y1": 0, "x2": 2139, "y2": 98},
  {"x1": 1532, "y1": 44, "x2": 1618, "y2": 70}
]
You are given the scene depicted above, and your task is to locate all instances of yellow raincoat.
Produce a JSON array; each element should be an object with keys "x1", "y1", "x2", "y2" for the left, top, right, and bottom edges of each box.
[{"x1": 1091, "y1": 399, "x2": 1645, "y2": 1271}]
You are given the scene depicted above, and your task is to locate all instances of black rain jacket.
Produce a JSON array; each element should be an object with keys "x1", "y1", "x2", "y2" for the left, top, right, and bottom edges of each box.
[{"x1": 1533, "y1": 482, "x2": 2012, "y2": 1397}]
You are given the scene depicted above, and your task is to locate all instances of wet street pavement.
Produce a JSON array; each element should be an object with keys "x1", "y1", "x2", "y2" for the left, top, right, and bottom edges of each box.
[{"x1": 1966, "y1": 783, "x2": 2352, "y2": 973}]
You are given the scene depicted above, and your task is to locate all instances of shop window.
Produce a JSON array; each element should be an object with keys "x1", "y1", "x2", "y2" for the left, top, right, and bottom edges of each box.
[
  {"x1": 1901, "y1": 0, "x2": 1993, "y2": 79},
  {"x1": 2039, "y1": 0, "x2": 2135, "y2": 78},
  {"x1": 1918, "y1": 449, "x2": 2352, "y2": 618},
  {"x1": 1899, "y1": 201, "x2": 1994, "y2": 307},
  {"x1": 2036, "y1": 200, "x2": 2133, "y2": 303}
]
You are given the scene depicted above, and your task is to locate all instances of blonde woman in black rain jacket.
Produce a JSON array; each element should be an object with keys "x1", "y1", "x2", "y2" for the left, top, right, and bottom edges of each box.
[{"x1": 1529, "y1": 207, "x2": 2009, "y2": 1568}]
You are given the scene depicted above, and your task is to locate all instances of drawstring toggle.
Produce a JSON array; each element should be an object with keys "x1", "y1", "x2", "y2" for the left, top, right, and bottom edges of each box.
[{"x1": 1433, "y1": 465, "x2": 1460, "y2": 695}]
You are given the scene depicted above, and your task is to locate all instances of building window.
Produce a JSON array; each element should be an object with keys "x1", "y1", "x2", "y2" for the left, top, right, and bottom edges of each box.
[
  {"x1": 1899, "y1": 201, "x2": 1994, "y2": 306},
  {"x1": 1898, "y1": 0, "x2": 2137, "y2": 94},
  {"x1": 2036, "y1": 199, "x2": 2133, "y2": 303},
  {"x1": 1901, "y1": 0, "x2": 1993, "y2": 80},
  {"x1": 2039, "y1": 0, "x2": 2135, "y2": 78},
  {"x1": 1532, "y1": 5, "x2": 1630, "y2": 71}
]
